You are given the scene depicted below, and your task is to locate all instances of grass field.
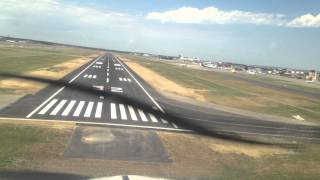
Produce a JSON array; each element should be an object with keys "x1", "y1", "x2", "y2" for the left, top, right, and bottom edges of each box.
[
  {"x1": 0, "y1": 46, "x2": 97, "y2": 74},
  {"x1": 0, "y1": 44, "x2": 99, "y2": 96},
  {"x1": 119, "y1": 54, "x2": 320, "y2": 122},
  {"x1": 0, "y1": 122, "x2": 71, "y2": 169},
  {"x1": 0, "y1": 121, "x2": 319, "y2": 179}
]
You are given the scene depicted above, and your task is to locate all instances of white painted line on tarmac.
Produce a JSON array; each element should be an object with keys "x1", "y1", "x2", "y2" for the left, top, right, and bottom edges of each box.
[
  {"x1": 38, "y1": 99, "x2": 58, "y2": 115},
  {"x1": 84, "y1": 74, "x2": 88, "y2": 78},
  {"x1": 50, "y1": 99, "x2": 67, "y2": 115},
  {"x1": 73, "y1": 101, "x2": 85, "y2": 117},
  {"x1": 127, "y1": 78, "x2": 131, "y2": 82},
  {"x1": 123, "y1": 78, "x2": 127, "y2": 82},
  {"x1": 149, "y1": 113, "x2": 158, "y2": 123},
  {"x1": 106, "y1": 78, "x2": 109, "y2": 83},
  {"x1": 68, "y1": 56, "x2": 101, "y2": 83},
  {"x1": 88, "y1": 75, "x2": 92, "y2": 79},
  {"x1": 114, "y1": 56, "x2": 165, "y2": 113},
  {"x1": 93, "y1": 75, "x2": 97, "y2": 79},
  {"x1": 0, "y1": 117, "x2": 192, "y2": 133},
  {"x1": 26, "y1": 56, "x2": 101, "y2": 118},
  {"x1": 95, "y1": 102, "x2": 103, "y2": 118},
  {"x1": 119, "y1": 104, "x2": 127, "y2": 120},
  {"x1": 110, "y1": 103, "x2": 117, "y2": 119},
  {"x1": 138, "y1": 109, "x2": 148, "y2": 122},
  {"x1": 128, "y1": 105, "x2": 138, "y2": 121},
  {"x1": 172, "y1": 123, "x2": 179, "y2": 128},
  {"x1": 160, "y1": 118, "x2": 168, "y2": 124},
  {"x1": 119, "y1": 77, "x2": 123, "y2": 81},
  {"x1": 84, "y1": 101, "x2": 94, "y2": 118},
  {"x1": 62, "y1": 100, "x2": 76, "y2": 116}
]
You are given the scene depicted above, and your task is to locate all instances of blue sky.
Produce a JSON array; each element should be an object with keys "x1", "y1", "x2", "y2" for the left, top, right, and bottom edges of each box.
[{"x1": 0, "y1": 0, "x2": 319, "y2": 70}]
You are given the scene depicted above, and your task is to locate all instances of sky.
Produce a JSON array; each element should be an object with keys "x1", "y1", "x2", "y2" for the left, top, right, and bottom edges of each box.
[{"x1": 0, "y1": 0, "x2": 319, "y2": 70}]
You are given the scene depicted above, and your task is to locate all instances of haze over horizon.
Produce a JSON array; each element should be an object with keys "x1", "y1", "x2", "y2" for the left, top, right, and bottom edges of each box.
[{"x1": 0, "y1": 0, "x2": 319, "y2": 70}]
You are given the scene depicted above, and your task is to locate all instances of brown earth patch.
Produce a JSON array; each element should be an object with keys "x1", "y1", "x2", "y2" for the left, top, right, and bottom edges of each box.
[
  {"x1": 119, "y1": 56, "x2": 206, "y2": 102},
  {"x1": 0, "y1": 55, "x2": 99, "y2": 94}
]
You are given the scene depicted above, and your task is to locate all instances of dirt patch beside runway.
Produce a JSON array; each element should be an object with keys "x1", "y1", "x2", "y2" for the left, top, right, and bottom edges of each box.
[
  {"x1": 0, "y1": 55, "x2": 99, "y2": 95},
  {"x1": 120, "y1": 56, "x2": 206, "y2": 102}
]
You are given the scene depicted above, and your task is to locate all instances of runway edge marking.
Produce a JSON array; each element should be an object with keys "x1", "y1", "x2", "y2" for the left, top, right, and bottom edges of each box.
[{"x1": 114, "y1": 55, "x2": 165, "y2": 113}]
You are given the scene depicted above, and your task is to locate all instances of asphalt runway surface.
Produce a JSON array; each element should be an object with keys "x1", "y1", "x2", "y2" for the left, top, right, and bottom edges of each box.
[{"x1": 0, "y1": 53, "x2": 320, "y2": 142}]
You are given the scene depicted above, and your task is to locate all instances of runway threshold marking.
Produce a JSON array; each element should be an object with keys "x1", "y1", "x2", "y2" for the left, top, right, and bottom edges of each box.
[
  {"x1": 26, "y1": 56, "x2": 102, "y2": 118},
  {"x1": 110, "y1": 103, "x2": 117, "y2": 119},
  {"x1": 73, "y1": 101, "x2": 85, "y2": 117},
  {"x1": 62, "y1": 100, "x2": 76, "y2": 116}
]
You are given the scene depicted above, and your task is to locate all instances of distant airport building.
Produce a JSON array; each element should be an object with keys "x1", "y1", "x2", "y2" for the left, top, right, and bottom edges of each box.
[
  {"x1": 178, "y1": 55, "x2": 200, "y2": 62},
  {"x1": 306, "y1": 70, "x2": 319, "y2": 81}
]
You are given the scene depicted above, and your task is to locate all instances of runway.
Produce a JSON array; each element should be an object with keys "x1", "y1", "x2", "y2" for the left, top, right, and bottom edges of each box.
[{"x1": 0, "y1": 53, "x2": 319, "y2": 142}]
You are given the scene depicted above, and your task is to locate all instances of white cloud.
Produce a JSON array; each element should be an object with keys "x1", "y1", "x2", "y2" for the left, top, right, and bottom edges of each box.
[
  {"x1": 0, "y1": 0, "x2": 133, "y2": 27},
  {"x1": 146, "y1": 6, "x2": 286, "y2": 26},
  {"x1": 286, "y1": 13, "x2": 320, "y2": 28}
]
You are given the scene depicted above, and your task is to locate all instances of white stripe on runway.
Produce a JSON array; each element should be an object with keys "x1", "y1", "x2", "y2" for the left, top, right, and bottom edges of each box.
[
  {"x1": 148, "y1": 113, "x2": 158, "y2": 123},
  {"x1": 172, "y1": 123, "x2": 178, "y2": 128},
  {"x1": 84, "y1": 74, "x2": 88, "y2": 78},
  {"x1": 73, "y1": 101, "x2": 85, "y2": 117},
  {"x1": 61, "y1": 100, "x2": 76, "y2": 116},
  {"x1": 38, "y1": 99, "x2": 58, "y2": 115},
  {"x1": 128, "y1": 105, "x2": 138, "y2": 121},
  {"x1": 138, "y1": 109, "x2": 148, "y2": 122},
  {"x1": 119, "y1": 77, "x2": 122, "y2": 81},
  {"x1": 88, "y1": 75, "x2": 92, "y2": 78},
  {"x1": 93, "y1": 75, "x2": 97, "y2": 79},
  {"x1": 50, "y1": 99, "x2": 67, "y2": 115},
  {"x1": 110, "y1": 103, "x2": 117, "y2": 119},
  {"x1": 127, "y1": 78, "x2": 131, "y2": 82},
  {"x1": 95, "y1": 102, "x2": 103, "y2": 118},
  {"x1": 160, "y1": 118, "x2": 168, "y2": 124},
  {"x1": 84, "y1": 101, "x2": 94, "y2": 118},
  {"x1": 119, "y1": 104, "x2": 127, "y2": 120},
  {"x1": 123, "y1": 78, "x2": 127, "y2": 82},
  {"x1": 107, "y1": 69, "x2": 109, "y2": 72},
  {"x1": 107, "y1": 73, "x2": 109, "y2": 76},
  {"x1": 106, "y1": 78, "x2": 109, "y2": 83}
]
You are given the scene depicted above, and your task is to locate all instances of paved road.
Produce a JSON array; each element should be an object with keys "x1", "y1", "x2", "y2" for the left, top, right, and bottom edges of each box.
[{"x1": 0, "y1": 53, "x2": 320, "y2": 142}]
